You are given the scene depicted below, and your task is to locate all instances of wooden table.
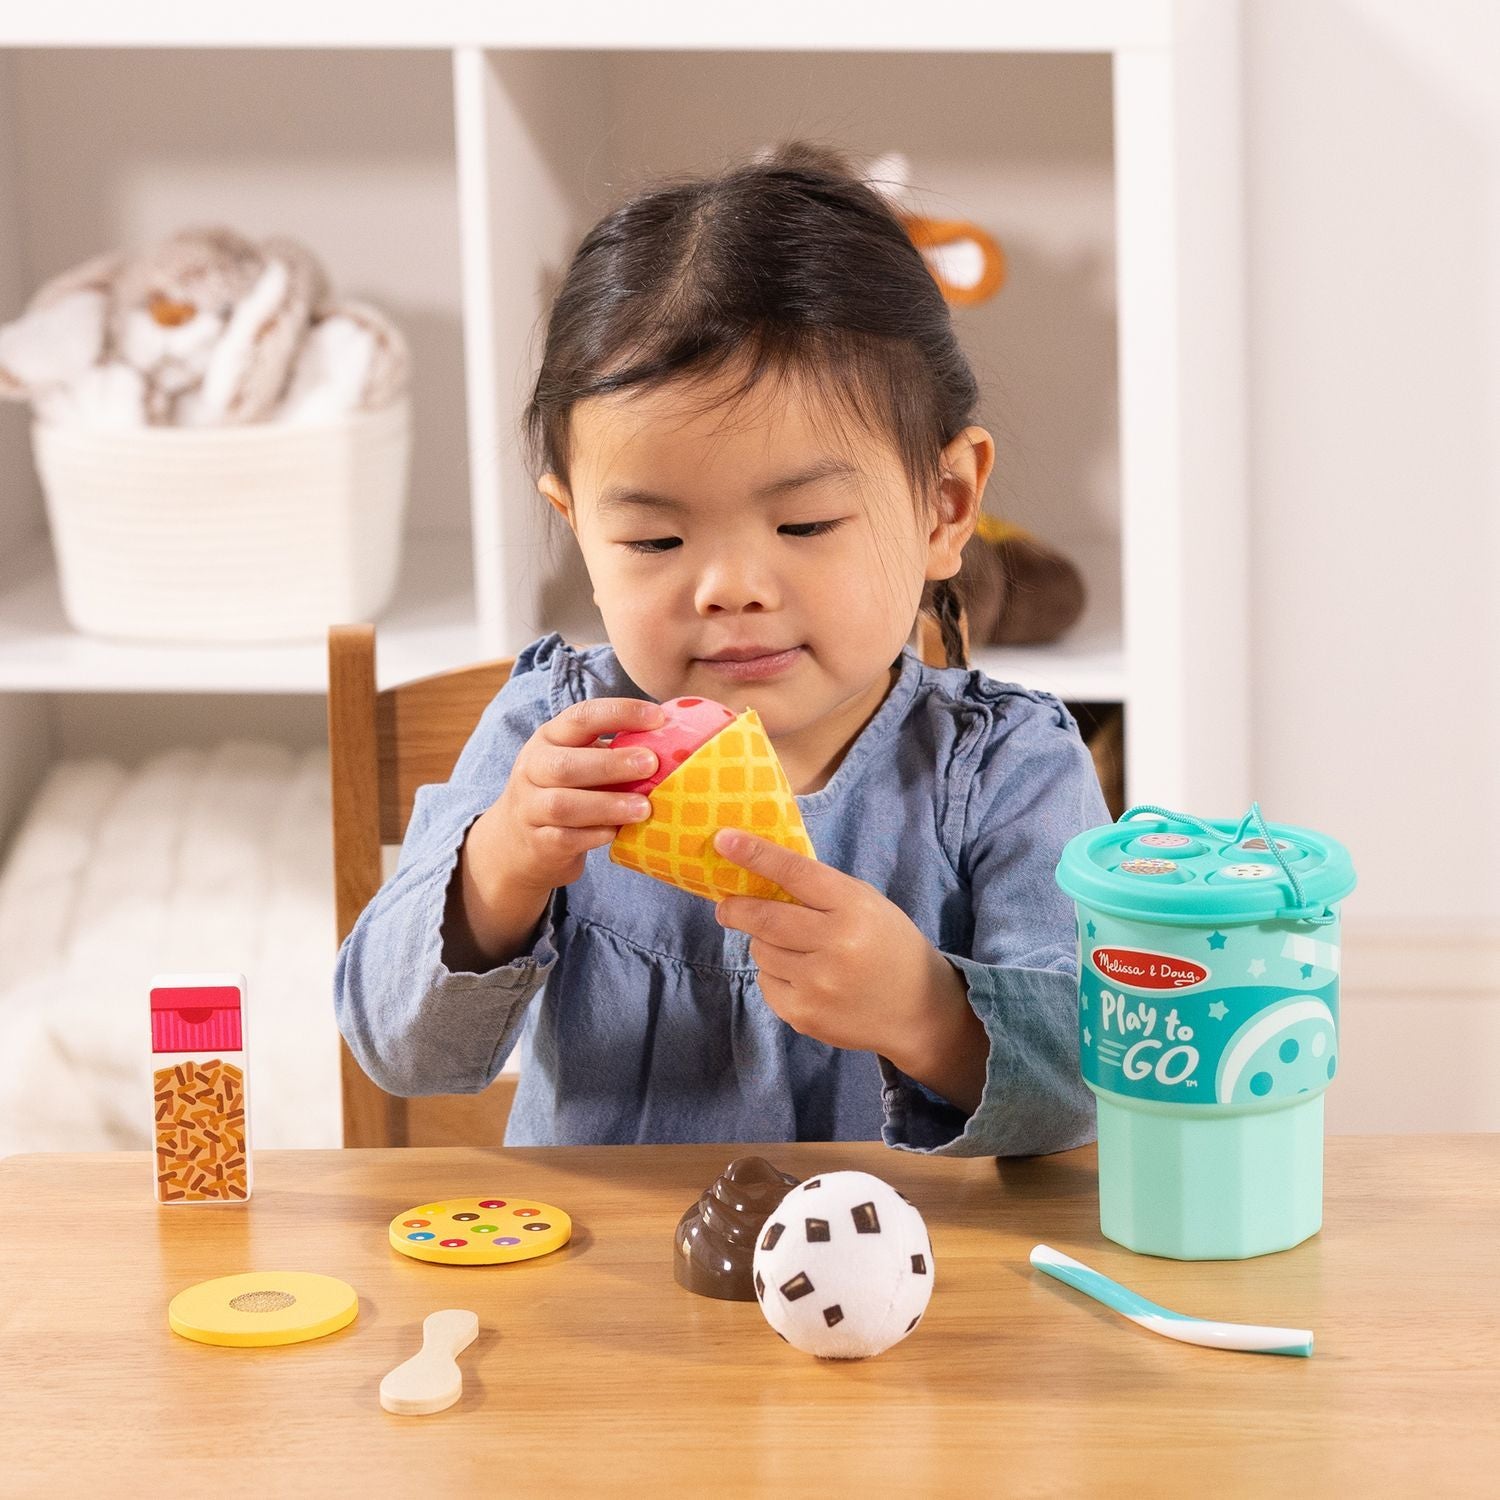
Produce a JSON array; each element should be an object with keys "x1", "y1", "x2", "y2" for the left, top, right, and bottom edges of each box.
[{"x1": 2, "y1": 1136, "x2": 1497, "y2": 1497}]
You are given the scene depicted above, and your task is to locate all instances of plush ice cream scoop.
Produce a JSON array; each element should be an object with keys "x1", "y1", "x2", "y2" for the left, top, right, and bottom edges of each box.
[
  {"x1": 605, "y1": 696, "x2": 737, "y2": 796},
  {"x1": 752, "y1": 1170, "x2": 934, "y2": 1359},
  {"x1": 606, "y1": 695, "x2": 814, "y2": 904}
]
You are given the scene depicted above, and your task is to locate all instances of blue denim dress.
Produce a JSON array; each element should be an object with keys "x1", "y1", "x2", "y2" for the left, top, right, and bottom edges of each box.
[{"x1": 335, "y1": 633, "x2": 1108, "y2": 1156}]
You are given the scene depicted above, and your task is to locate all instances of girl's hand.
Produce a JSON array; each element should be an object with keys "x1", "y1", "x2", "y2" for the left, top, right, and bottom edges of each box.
[
  {"x1": 711, "y1": 828, "x2": 988, "y2": 1109},
  {"x1": 484, "y1": 697, "x2": 666, "y2": 893}
]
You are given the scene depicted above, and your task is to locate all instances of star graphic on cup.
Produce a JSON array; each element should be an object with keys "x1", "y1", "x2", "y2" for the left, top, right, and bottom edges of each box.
[
  {"x1": 1207, "y1": 931, "x2": 1228, "y2": 950},
  {"x1": 1083, "y1": 1026, "x2": 1092, "y2": 1046},
  {"x1": 1247, "y1": 958, "x2": 1267, "y2": 978},
  {"x1": 1207, "y1": 999, "x2": 1228, "y2": 1020}
]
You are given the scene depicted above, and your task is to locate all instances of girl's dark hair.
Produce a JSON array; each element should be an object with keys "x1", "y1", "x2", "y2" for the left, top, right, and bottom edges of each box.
[{"x1": 522, "y1": 139, "x2": 978, "y2": 668}]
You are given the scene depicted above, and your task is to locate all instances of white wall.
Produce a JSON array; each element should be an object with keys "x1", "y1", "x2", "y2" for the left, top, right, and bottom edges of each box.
[{"x1": 1243, "y1": 0, "x2": 1500, "y2": 1130}]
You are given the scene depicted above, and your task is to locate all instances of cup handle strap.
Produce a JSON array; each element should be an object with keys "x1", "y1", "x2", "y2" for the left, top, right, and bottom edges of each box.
[{"x1": 1118, "y1": 801, "x2": 1333, "y2": 925}]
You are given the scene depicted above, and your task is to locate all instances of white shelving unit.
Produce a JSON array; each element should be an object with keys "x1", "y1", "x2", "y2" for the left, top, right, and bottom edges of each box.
[{"x1": 0, "y1": 2, "x2": 1250, "y2": 850}]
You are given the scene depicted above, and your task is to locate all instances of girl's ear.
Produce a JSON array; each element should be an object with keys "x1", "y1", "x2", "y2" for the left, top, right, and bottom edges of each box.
[
  {"x1": 925, "y1": 425, "x2": 994, "y2": 580},
  {"x1": 539, "y1": 472, "x2": 576, "y2": 532}
]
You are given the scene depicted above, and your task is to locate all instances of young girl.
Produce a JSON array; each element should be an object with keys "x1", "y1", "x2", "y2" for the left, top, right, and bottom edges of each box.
[{"x1": 335, "y1": 142, "x2": 1108, "y2": 1156}]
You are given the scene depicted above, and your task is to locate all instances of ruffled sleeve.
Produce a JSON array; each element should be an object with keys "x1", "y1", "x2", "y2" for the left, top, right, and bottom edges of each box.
[
  {"x1": 333, "y1": 633, "x2": 575, "y2": 1096},
  {"x1": 881, "y1": 680, "x2": 1110, "y2": 1157}
]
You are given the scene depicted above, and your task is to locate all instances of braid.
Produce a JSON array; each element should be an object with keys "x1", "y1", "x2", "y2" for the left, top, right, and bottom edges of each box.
[{"x1": 927, "y1": 577, "x2": 968, "y2": 668}]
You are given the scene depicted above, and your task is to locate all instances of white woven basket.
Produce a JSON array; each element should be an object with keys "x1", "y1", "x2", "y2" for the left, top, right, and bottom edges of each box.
[{"x1": 32, "y1": 398, "x2": 411, "y2": 643}]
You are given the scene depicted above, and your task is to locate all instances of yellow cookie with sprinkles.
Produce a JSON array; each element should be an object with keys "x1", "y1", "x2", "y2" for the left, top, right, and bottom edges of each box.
[{"x1": 389, "y1": 1195, "x2": 572, "y2": 1266}]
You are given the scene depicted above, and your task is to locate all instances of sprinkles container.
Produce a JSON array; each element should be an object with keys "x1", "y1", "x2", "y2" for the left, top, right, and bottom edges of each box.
[
  {"x1": 1055, "y1": 804, "x2": 1355, "y2": 1260},
  {"x1": 150, "y1": 972, "x2": 252, "y2": 1205}
]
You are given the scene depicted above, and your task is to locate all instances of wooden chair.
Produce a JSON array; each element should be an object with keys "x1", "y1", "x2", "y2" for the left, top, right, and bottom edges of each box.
[{"x1": 327, "y1": 623, "x2": 518, "y2": 1148}]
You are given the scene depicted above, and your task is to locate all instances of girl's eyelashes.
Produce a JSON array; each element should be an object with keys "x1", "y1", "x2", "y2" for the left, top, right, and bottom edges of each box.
[
  {"x1": 781, "y1": 519, "x2": 846, "y2": 539},
  {"x1": 619, "y1": 518, "x2": 847, "y2": 555}
]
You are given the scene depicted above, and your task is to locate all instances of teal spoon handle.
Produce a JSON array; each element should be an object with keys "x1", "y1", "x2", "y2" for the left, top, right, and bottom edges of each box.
[{"x1": 1030, "y1": 1244, "x2": 1313, "y2": 1357}]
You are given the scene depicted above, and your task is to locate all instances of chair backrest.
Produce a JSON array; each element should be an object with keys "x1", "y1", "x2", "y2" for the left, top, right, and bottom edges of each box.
[
  {"x1": 327, "y1": 623, "x2": 515, "y2": 1147},
  {"x1": 916, "y1": 611, "x2": 967, "y2": 670}
]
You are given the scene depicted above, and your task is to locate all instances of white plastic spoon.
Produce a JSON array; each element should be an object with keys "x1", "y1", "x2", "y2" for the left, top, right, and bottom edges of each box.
[{"x1": 1030, "y1": 1245, "x2": 1313, "y2": 1357}]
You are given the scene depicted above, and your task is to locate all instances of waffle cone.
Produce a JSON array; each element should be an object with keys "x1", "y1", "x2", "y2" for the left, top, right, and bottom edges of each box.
[{"x1": 609, "y1": 708, "x2": 814, "y2": 903}]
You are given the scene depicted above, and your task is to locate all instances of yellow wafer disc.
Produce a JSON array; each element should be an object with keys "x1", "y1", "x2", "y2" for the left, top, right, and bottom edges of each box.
[
  {"x1": 168, "y1": 1271, "x2": 358, "y2": 1347},
  {"x1": 610, "y1": 708, "x2": 813, "y2": 902},
  {"x1": 389, "y1": 1195, "x2": 572, "y2": 1265}
]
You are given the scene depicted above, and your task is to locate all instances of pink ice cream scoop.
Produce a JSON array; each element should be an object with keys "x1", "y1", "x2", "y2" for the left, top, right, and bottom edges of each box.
[{"x1": 604, "y1": 696, "x2": 738, "y2": 796}]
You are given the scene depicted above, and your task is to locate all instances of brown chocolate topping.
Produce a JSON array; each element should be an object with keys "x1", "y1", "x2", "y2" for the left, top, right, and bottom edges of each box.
[{"x1": 674, "y1": 1155, "x2": 800, "y2": 1300}]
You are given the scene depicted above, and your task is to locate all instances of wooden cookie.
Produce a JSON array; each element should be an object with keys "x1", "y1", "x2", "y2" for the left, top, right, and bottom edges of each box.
[
  {"x1": 388, "y1": 1194, "x2": 571, "y2": 1265},
  {"x1": 168, "y1": 1271, "x2": 357, "y2": 1347}
]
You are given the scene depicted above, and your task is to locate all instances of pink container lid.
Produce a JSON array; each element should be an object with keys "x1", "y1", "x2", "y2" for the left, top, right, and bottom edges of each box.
[{"x1": 150, "y1": 982, "x2": 243, "y2": 1054}]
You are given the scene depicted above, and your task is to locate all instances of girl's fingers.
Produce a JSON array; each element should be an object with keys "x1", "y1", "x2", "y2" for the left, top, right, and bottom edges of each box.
[
  {"x1": 711, "y1": 829, "x2": 841, "y2": 912},
  {"x1": 540, "y1": 697, "x2": 665, "y2": 749},
  {"x1": 746, "y1": 941, "x2": 803, "y2": 987},
  {"x1": 715, "y1": 896, "x2": 820, "y2": 952},
  {"x1": 530, "y1": 741, "x2": 659, "y2": 790},
  {"x1": 527, "y1": 786, "x2": 653, "y2": 830},
  {"x1": 568, "y1": 826, "x2": 627, "y2": 851}
]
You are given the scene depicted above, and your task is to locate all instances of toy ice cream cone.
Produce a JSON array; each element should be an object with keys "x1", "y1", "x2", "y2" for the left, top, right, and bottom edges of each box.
[{"x1": 610, "y1": 706, "x2": 813, "y2": 903}]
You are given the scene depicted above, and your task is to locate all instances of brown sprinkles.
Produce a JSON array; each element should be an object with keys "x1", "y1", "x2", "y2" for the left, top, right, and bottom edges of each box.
[{"x1": 154, "y1": 1058, "x2": 247, "y2": 1202}]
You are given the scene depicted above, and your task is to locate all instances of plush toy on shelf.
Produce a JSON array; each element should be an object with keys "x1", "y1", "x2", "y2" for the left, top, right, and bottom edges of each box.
[
  {"x1": 957, "y1": 513, "x2": 1088, "y2": 647},
  {"x1": 862, "y1": 155, "x2": 1087, "y2": 647},
  {"x1": 865, "y1": 151, "x2": 1007, "y2": 307},
  {"x1": 0, "y1": 224, "x2": 408, "y2": 428}
]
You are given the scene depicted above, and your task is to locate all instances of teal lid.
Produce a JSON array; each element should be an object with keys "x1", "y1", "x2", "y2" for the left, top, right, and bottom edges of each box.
[{"x1": 1055, "y1": 802, "x2": 1356, "y2": 927}]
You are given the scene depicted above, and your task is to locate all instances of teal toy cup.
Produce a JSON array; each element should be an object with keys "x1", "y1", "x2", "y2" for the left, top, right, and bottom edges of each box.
[{"x1": 1055, "y1": 802, "x2": 1356, "y2": 1260}]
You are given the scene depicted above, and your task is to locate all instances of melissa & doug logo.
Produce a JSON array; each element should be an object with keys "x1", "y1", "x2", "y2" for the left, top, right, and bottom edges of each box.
[{"x1": 1090, "y1": 947, "x2": 1209, "y2": 991}]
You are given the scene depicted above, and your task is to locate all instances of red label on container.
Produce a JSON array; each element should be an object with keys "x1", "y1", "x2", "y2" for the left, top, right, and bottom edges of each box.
[
  {"x1": 150, "y1": 1008, "x2": 242, "y2": 1053},
  {"x1": 1090, "y1": 948, "x2": 1209, "y2": 990},
  {"x1": 150, "y1": 985, "x2": 241, "y2": 1012},
  {"x1": 149, "y1": 985, "x2": 244, "y2": 1052}
]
